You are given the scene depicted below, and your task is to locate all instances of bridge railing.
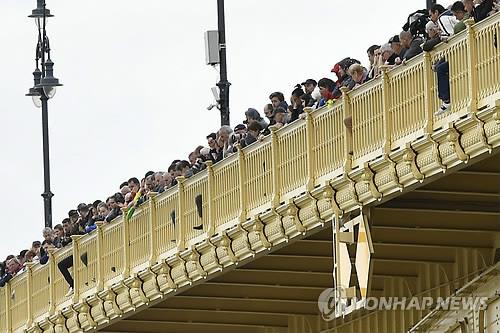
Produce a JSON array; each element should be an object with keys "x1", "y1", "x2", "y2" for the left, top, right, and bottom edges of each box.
[{"x1": 1, "y1": 14, "x2": 499, "y2": 333}]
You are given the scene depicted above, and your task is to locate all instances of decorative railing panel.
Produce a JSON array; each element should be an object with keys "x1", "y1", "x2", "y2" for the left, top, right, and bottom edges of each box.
[
  {"x1": 9, "y1": 275, "x2": 27, "y2": 332},
  {"x1": 155, "y1": 189, "x2": 178, "y2": 256},
  {"x1": 475, "y1": 15, "x2": 500, "y2": 102},
  {"x1": 128, "y1": 205, "x2": 151, "y2": 271},
  {"x1": 312, "y1": 103, "x2": 345, "y2": 182},
  {"x1": 244, "y1": 140, "x2": 273, "y2": 214},
  {"x1": 212, "y1": 154, "x2": 240, "y2": 230},
  {"x1": 277, "y1": 124, "x2": 308, "y2": 199},
  {"x1": 351, "y1": 80, "x2": 385, "y2": 165},
  {"x1": 182, "y1": 172, "x2": 209, "y2": 241},
  {"x1": 101, "y1": 221, "x2": 125, "y2": 284}
]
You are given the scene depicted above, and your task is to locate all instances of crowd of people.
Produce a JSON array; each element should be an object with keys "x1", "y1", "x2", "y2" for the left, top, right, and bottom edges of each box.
[{"x1": 1, "y1": 0, "x2": 498, "y2": 295}]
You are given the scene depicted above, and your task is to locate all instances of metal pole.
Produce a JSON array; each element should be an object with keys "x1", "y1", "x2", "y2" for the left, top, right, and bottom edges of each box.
[
  {"x1": 41, "y1": 94, "x2": 53, "y2": 228},
  {"x1": 216, "y1": 0, "x2": 231, "y2": 126},
  {"x1": 426, "y1": 0, "x2": 436, "y2": 10}
]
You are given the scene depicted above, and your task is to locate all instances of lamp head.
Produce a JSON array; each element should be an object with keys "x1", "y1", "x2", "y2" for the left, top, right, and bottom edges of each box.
[{"x1": 37, "y1": 59, "x2": 62, "y2": 98}]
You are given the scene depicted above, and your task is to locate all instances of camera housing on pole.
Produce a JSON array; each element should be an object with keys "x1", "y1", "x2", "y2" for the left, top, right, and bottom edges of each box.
[{"x1": 204, "y1": 0, "x2": 231, "y2": 126}]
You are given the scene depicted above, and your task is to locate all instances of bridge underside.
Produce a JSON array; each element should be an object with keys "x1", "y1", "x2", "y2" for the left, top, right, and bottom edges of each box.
[{"x1": 102, "y1": 153, "x2": 500, "y2": 333}]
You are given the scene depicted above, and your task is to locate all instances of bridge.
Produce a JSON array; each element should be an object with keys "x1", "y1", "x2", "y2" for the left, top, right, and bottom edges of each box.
[{"x1": 1, "y1": 15, "x2": 500, "y2": 333}]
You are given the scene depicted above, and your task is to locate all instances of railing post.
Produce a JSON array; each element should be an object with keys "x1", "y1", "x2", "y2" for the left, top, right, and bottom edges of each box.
[
  {"x1": 26, "y1": 262, "x2": 34, "y2": 327},
  {"x1": 148, "y1": 192, "x2": 158, "y2": 265},
  {"x1": 341, "y1": 87, "x2": 353, "y2": 171},
  {"x1": 71, "y1": 235, "x2": 83, "y2": 303},
  {"x1": 176, "y1": 176, "x2": 186, "y2": 251},
  {"x1": 121, "y1": 207, "x2": 130, "y2": 279},
  {"x1": 5, "y1": 282, "x2": 12, "y2": 333},
  {"x1": 304, "y1": 107, "x2": 315, "y2": 192},
  {"x1": 270, "y1": 126, "x2": 281, "y2": 207},
  {"x1": 465, "y1": 18, "x2": 478, "y2": 112},
  {"x1": 423, "y1": 51, "x2": 435, "y2": 134},
  {"x1": 48, "y1": 250, "x2": 56, "y2": 316},
  {"x1": 205, "y1": 161, "x2": 215, "y2": 237},
  {"x1": 380, "y1": 65, "x2": 392, "y2": 154},
  {"x1": 237, "y1": 144, "x2": 247, "y2": 223},
  {"x1": 95, "y1": 222, "x2": 105, "y2": 291}
]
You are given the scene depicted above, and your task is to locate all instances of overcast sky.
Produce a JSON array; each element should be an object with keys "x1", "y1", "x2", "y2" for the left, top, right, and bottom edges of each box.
[{"x1": 0, "y1": 0, "x2": 428, "y2": 259}]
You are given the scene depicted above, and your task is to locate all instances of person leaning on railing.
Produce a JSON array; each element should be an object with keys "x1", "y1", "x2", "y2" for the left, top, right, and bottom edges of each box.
[{"x1": 0, "y1": 257, "x2": 22, "y2": 287}]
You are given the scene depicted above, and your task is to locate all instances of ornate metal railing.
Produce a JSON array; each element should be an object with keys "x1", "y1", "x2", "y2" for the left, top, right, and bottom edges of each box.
[{"x1": 1, "y1": 14, "x2": 499, "y2": 333}]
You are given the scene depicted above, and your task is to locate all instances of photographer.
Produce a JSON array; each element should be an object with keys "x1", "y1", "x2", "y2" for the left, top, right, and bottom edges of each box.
[{"x1": 240, "y1": 122, "x2": 262, "y2": 148}]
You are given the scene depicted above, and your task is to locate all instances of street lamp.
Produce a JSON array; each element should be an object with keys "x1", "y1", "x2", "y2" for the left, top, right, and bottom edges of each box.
[{"x1": 26, "y1": 0, "x2": 62, "y2": 228}]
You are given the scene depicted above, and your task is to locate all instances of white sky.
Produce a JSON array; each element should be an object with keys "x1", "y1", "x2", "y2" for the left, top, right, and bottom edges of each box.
[{"x1": 0, "y1": 0, "x2": 428, "y2": 259}]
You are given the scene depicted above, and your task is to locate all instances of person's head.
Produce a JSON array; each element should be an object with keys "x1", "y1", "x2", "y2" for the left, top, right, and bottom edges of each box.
[
  {"x1": 41, "y1": 239, "x2": 54, "y2": 252},
  {"x1": 119, "y1": 180, "x2": 130, "y2": 195},
  {"x1": 388, "y1": 34, "x2": 403, "y2": 54},
  {"x1": 429, "y1": 4, "x2": 446, "y2": 22},
  {"x1": 128, "y1": 177, "x2": 140, "y2": 193},
  {"x1": 426, "y1": 21, "x2": 441, "y2": 38},
  {"x1": 399, "y1": 31, "x2": 413, "y2": 48},
  {"x1": 163, "y1": 172, "x2": 173, "y2": 188},
  {"x1": 77, "y1": 203, "x2": 90, "y2": 218},
  {"x1": 244, "y1": 108, "x2": 262, "y2": 125},
  {"x1": 206, "y1": 133, "x2": 218, "y2": 149},
  {"x1": 451, "y1": 1, "x2": 466, "y2": 20},
  {"x1": 106, "y1": 195, "x2": 117, "y2": 210},
  {"x1": 144, "y1": 175, "x2": 155, "y2": 192},
  {"x1": 176, "y1": 160, "x2": 191, "y2": 177},
  {"x1": 154, "y1": 172, "x2": 166, "y2": 188},
  {"x1": 24, "y1": 250, "x2": 36, "y2": 263},
  {"x1": 301, "y1": 79, "x2": 317, "y2": 94},
  {"x1": 97, "y1": 202, "x2": 109, "y2": 217},
  {"x1": 274, "y1": 107, "x2": 287, "y2": 124},
  {"x1": 218, "y1": 125, "x2": 233, "y2": 144},
  {"x1": 62, "y1": 218, "x2": 72, "y2": 234},
  {"x1": 234, "y1": 124, "x2": 246, "y2": 135},
  {"x1": 379, "y1": 43, "x2": 394, "y2": 62},
  {"x1": 367, "y1": 45, "x2": 381, "y2": 65},
  {"x1": 188, "y1": 152, "x2": 197, "y2": 165},
  {"x1": 42, "y1": 227, "x2": 53, "y2": 241},
  {"x1": 463, "y1": 0, "x2": 474, "y2": 14},
  {"x1": 263, "y1": 104, "x2": 274, "y2": 120},
  {"x1": 6, "y1": 258, "x2": 21, "y2": 274},
  {"x1": 269, "y1": 92, "x2": 285, "y2": 108},
  {"x1": 330, "y1": 63, "x2": 345, "y2": 80},
  {"x1": 291, "y1": 85, "x2": 305, "y2": 106},
  {"x1": 247, "y1": 121, "x2": 262, "y2": 138},
  {"x1": 125, "y1": 192, "x2": 134, "y2": 205},
  {"x1": 318, "y1": 78, "x2": 336, "y2": 100},
  {"x1": 53, "y1": 224, "x2": 64, "y2": 238},
  {"x1": 68, "y1": 209, "x2": 79, "y2": 224},
  {"x1": 348, "y1": 64, "x2": 365, "y2": 84}
]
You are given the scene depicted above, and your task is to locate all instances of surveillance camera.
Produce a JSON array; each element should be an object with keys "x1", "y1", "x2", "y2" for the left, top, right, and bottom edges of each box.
[{"x1": 207, "y1": 104, "x2": 216, "y2": 111}]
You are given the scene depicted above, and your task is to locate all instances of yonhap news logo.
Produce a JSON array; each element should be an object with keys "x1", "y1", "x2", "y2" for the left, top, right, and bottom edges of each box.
[{"x1": 318, "y1": 287, "x2": 488, "y2": 321}]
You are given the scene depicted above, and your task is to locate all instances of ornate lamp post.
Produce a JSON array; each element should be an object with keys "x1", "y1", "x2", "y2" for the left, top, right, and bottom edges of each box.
[{"x1": 26, "y1": 0, "x2": 63, "y2": 228}]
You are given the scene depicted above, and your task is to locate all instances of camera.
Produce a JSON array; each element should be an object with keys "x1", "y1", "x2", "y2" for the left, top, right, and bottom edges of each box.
[
  {"x1": 230, "y1": 133, "x2": 246, "y2": 145},
  {"x1": 191, "y1": 157, "x2": 207, "y2": 175}
]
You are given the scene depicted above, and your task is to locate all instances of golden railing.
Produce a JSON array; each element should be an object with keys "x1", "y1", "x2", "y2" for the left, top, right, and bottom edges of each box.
[{"x1": 1, "y1": 14, "x2": 499, "y2": 333}]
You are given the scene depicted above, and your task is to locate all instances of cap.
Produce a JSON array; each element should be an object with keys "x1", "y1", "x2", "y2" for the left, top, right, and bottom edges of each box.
[
  {"x1": 68, "y1": 209, "x2": 79, "y2": 217},
  {"x1": 300, "y1": 79, "x2": 317, "y2": 86},
  {"x1": 330, "y1": 63, "x2": 341, "y2": 74},
  {"x1": 32, "y1": 241, "x2": 41, "y2": 247},
  {"x1": 77, "y1": 203, "x2": 89, "y2": 211},
  {"x1": 234, "y1": 124, "x2": 246, "y2": 131},
  {"x1": 389, "y1": 35, "x2": 400, "y2": 43}
]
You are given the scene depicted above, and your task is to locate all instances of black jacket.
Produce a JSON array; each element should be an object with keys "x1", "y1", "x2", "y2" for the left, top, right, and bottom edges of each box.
[{"x1": 403, "y1": 37, "x2": 424, "y2": 60}]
